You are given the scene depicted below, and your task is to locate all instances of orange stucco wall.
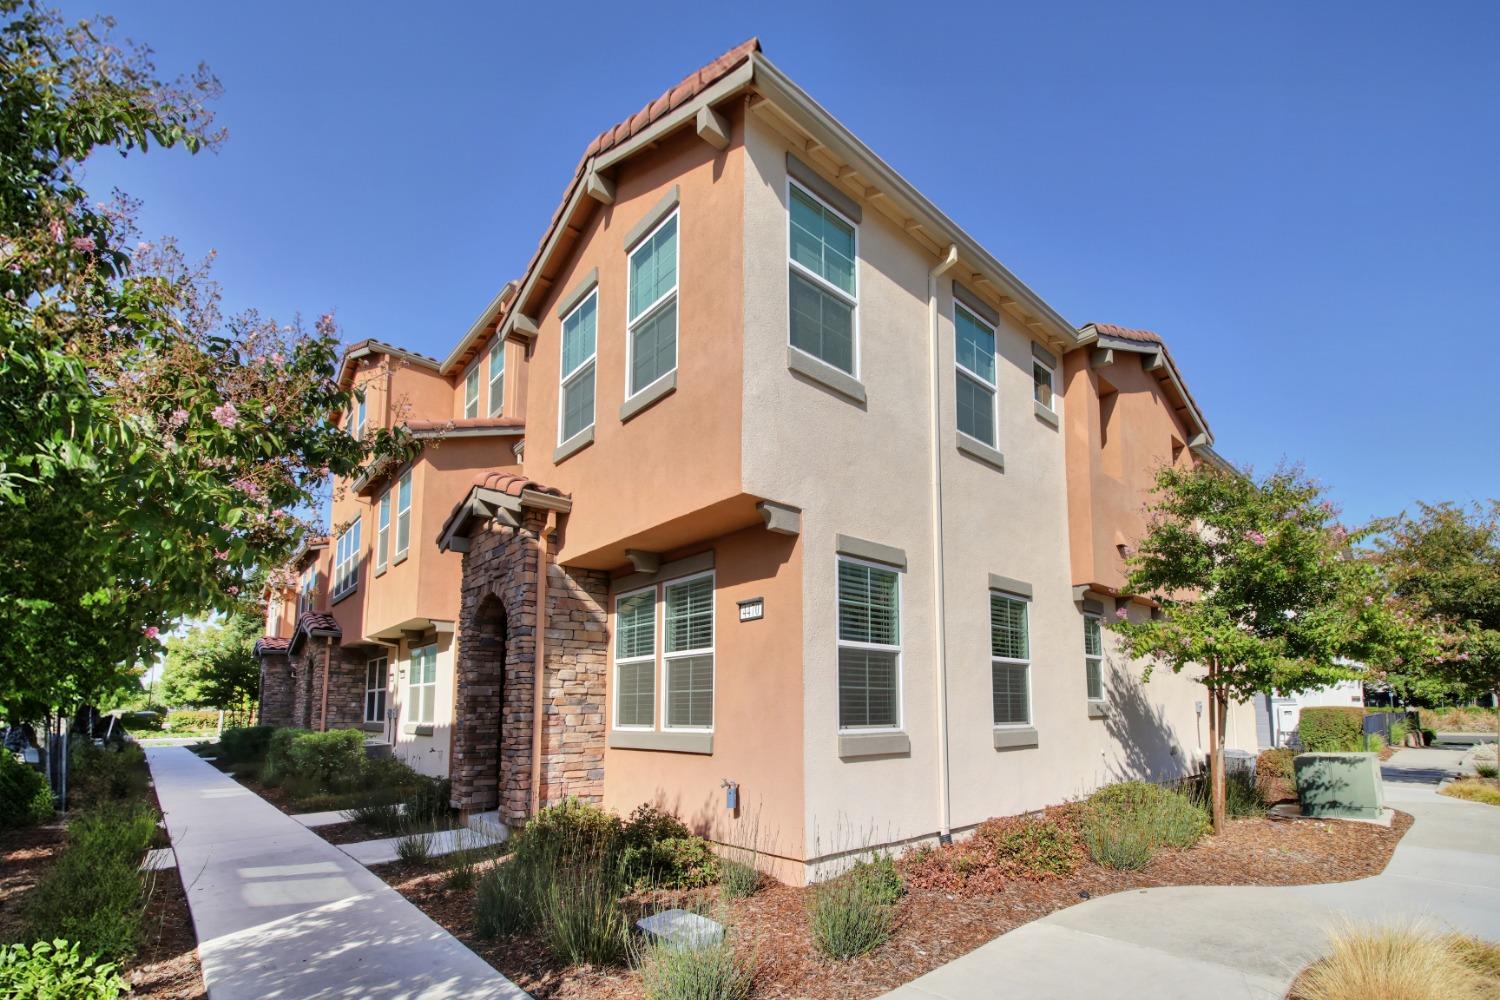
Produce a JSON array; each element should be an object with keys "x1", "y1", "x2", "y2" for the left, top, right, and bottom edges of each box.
[
  {"x1": 519, "y1": 110, "x2": 747, "y2": 567},
  {"x1": 1062, "y1": 348, "x2": 1197, "y2": 592},
  {"x1": 600, "y1": 523, "x2": 806, "y2": 880}
]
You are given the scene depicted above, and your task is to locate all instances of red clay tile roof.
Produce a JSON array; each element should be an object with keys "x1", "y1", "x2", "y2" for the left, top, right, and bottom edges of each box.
[
  {"x1": 253, "y1": 636, "x2": 290, "y2": 655},
  {"x1": 296, "y1": 611, "x2": 341, "y2": 636},
  {"x1": 452, "y1": 39, "x2": 760, "y2": 371},
  {"x1": 406, "y1": 417, "x2": 526, "y2": 434},
  {"x1": 1089, "y1": 323, "x2": 1163, "y2": 346},
  {"x1": 472, "y1": 471, "x2": 568, "y2": 499}
]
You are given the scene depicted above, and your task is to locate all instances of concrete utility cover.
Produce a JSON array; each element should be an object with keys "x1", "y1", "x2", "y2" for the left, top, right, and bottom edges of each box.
[{"x1": 636, "y1": 908, "x2": 724, "y2": 950}]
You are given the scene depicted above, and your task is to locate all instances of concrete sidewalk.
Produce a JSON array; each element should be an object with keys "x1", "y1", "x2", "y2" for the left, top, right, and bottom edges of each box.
[
  {"x1": 881, "y1": 747, "x2": 1500, "y2": 1000},
  {"x1": 147, "y1": 746, "x2": 527, "y2": 1000}
]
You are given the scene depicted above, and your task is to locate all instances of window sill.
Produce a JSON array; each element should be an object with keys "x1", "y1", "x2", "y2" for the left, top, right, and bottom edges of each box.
[
  {"x1": 403, "y1": 723, "x2": 434, "y2": 737},
  {"x1": 993, "y1": 727, "x2": 1039, "y2": 750},
  {"x1": 786, "y1": 347, "x2": 867, "y2": 405},
  {"x1": 838, "y1": 731, "x2": 911, "y2": 759},
  {"x1": 554, "y1": 426, "x2": 594, "y2": 464},
  {"x1": 1034, "y1": 400, "x2": 1059, "y2": 428},
  {"x1": 608, "y1": 730, "x2": 713, "y2": 755},
  {"x1": 374, "y1": 565, "x2": 387, "y2": 578},
  {"x1": 957, "y1": 433, "x2": 1005, "y2": 472},
  {"x1": 362, "y1": 722, "x2": 384, "y2": 732},
  {"x1": 393, "y1": 551, "x2": 409, "y2": 567},
  {"x1": 1087, "y1": 701, "x2": 1107, "y2": 719},
  {"x1": 331, "y1": 587, "x2": 357, "y2": 607},
  {"x1": 620, "y1": 371, "x2": 677, "y2": 423}
]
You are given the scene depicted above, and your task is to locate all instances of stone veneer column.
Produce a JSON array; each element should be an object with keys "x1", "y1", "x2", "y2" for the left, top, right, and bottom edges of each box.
[
  {"x1": 256, "y1": 652, "x2": 294, "y2": 728},
  {"x1": 538, "y1": 562, "x2": 609, "y2": 809}
]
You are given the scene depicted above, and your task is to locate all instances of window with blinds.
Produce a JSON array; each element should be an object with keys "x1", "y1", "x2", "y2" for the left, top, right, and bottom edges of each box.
[
  {"x1": 1084, "y1": 614, "x2": 1104, "y2": 702},
  {"x1": 333, "y1": 516, "x2": 361, "y2": 598},
  {"x1": 663, "y1": 574, "x2": 713, "y2": 729},
  {"x1": 991, "y1": 592, "x2": 1030, "y2": 726},
  {"x1": 408, "y1": 643, "x2": 437, "y2": 724},
  {"x1": 376, "y1": 491, "x2": 390, "y2": 574},
  {"x1": 560, "y1": 291, "x2": 597, "y2": 443},
  {"x1": 628, "y1": 212, "x2": 678, "y2": 397},
  {"x1": 955, "y1": 304, "x2": 998, "y2": 447},
  {"x1": 395, "y1": 471, "x2": 412, "y2": 559},
  {"x1": 789, "y1": 184, "x2": 858, "y2": 375},
  {"x1": 838, "y1": 558, "x2": 901, "y2": 730},
  {"x1": 614, "y1": 589, "x2": 656, "y2": 729}
]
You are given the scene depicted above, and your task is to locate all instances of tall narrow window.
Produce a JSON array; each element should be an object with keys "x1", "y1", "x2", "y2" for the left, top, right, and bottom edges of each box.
[
  {"x1": 298, "y1": 567, "x2": 316, "y2": 614},
  {"x1": 614, "y1": 588, "x2": 656, "y2": 729},
  {"x1": 955, "y1": 304, "x2": 998, "y2": 447},
  {"x1": 395, "y1": 470, "x2": 412, "y2": 560},
  {"x1": 837, "y1": 559, "x2": 901, "y2": 730},
  {"x1": 1033, "y1": 359, "x2": 1055, "y2": 412},
  {"x1": 627, "y1": 212, "x2": 678, "y2": 397},
  {"x1": 487, "y1": 343, "x2": 505, "y2": 417},
  {"x1": 991, "y1": 593, "x2": 1030, "y2": 726},
  {"x1": 464, "y1": 366, "x2": 479, "y2": 418},
  {"x1": 333, "y1": 516, "x2": 361, "y2": 598},
  {"x1": 788, "y1": 184, "x2": 857, "y2": 375},
  {"x1": 1084, "y1": 614, "x2": 1104, "y2": 702},
  {"x1": 559, "y1": 291, "x2": 597, "y2": 444},
  {"x1": 352, "y1": 394, "x2": 366, "y2": 439},
  {"x1": 376, "y1": 491, "x2": 391, "y2": 574},
  {"x1": 408, "y1": 643, "x2": 436, "y2": 724},
  {"x1": 663, "y1": 573, "x2": 713, "y2": 730},
  {"x1": 365, "y1": 657, "x2": 388, "y2": 723}
]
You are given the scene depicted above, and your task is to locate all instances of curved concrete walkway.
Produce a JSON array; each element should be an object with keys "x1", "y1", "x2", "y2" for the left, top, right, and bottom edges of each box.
[
  {"x1": 147, "y1": 746, "x2": 527, "y2": 1000},
  {"x1": 882, "y1": 747, "x2": 1500, "y2": 1000}
]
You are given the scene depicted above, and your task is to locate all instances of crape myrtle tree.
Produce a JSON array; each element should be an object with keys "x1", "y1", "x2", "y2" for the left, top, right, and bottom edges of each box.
[
  {"x1": 1374, "y1": 501, "x2": 1500, "y2": 746},
  {"x1": 0, "y1": 0, "x2": 411, "y2": 720},
  {"x1": 1108, "y1": 464, "x2": 1429, "y2": 833}
]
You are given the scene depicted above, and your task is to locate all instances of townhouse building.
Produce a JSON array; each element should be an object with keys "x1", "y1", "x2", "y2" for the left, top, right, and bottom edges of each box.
[{"x1": 255, "y1": 39, "x2": 1258, "y2": 882}]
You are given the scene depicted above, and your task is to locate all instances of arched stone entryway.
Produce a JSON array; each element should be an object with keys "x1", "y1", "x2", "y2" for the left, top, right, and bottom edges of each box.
[{"x1": 452, "y1": 594, "x2": 506, "y2": 811}]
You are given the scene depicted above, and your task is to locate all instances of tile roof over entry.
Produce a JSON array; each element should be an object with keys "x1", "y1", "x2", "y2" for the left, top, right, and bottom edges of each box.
[{"x1": 472, "y1": 471, "x2": 568, "y2": 499}]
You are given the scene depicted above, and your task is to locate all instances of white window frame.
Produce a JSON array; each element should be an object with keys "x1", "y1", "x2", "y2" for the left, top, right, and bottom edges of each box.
[
  {"x1": 624, "y1": 209, "x2": 680, "y2": 401},
  {"x1": 365, "y1": 656, "x2": 387, "y2": 724},
  {"x1": 352, "y1": 394, "x2": 366, "y2": 439},
  {"x1": 991, "y1": 592, "x2": 1032, "y2": 729},
  {"x1": 612, "y1": 585, "x2": 657, "y2": 732},
  {"x1": 487, "y1": 342, "x2": 505, "y2": 417},
  {"x1": 557, "y1": 289, "x2": 598, "y2": 447},
  {"x1": 375, "y1": 490, "x2": 391, "y2": 575},
  {"x1": 1033, "y1": 357, "x2": 1056, "y2": 413},
  {"x1": 836, "y1": 555, "x2": 903, "y2": 735},
  {"x1": 394, "y1": 470, "x2": 412, "y2": 562},
  {"x1": 786, "y1": 180, "x2": 860, "y2": 378},
  {"x1": 297, "y1": 566, "x2": 316, "y2": 614},
  {"x1": 333, "y1": 516, "x2": 361, "y2": 599},
  {"x1": 954, "y1": 302, "x2": 999, "y2": 449},
  {"x1": 660, "y1": 570, "x2": 715, "y2": 733},
  {"x1": 408, "y1": 642, "x2": 437, "y2": 725},
  {"x1": 1084, "y1": 613, "x2": 1105, "y2": 703},
  {"x1": 464, "y1": 365, "x2": 479, "y2": 418}
]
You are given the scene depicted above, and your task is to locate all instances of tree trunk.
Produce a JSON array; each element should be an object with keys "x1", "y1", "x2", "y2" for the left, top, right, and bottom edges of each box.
[{"x1": 1207, "y1": 660, "x2": 1227, "y2": 834}]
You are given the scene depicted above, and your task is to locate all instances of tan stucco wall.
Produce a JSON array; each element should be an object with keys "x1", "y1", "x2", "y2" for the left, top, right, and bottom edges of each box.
[
  {"x1": 518, "y1": 112, "x2": 748, "y2": 567},
  {"x1": 383, "y1": 630, "x2": 456, "y2": 777}
]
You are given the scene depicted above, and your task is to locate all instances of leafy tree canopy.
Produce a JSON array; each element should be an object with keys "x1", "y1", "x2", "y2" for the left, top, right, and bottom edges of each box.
[{"x1": 158, "y1": 612, "x2": 260, "y2": 710}]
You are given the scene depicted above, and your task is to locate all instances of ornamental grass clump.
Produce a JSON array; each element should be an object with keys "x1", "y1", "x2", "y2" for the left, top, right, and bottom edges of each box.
[
  {"x1": 634, "y1": 930, "x2": 757, "y2": 1000},
  {"x1": 809, "y1": 856, "x2": 901, "y2": 959},
  {"x1": 1290, "y1": 923, "x2": 1500, "y2": 1000},
  {"x1": 1082, "y1": 780, "x2": 1208, "y2": 871}
]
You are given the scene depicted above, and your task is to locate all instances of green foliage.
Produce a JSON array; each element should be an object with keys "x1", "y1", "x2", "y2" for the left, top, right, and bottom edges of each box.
[
  {"x1": 120, "y1": 710, "x2": 164, "y2": 733},
  {"x1": 475, "y1": 853, "x2": 544, "y2": 938},
  {"x1": 976, "y1": 812, "x2": 1082, "y2": 878},
  {"x1": 635, "y1": 931, "x2": 757, "y2": 1000},
  {"x1": 1181, "y1": 768, "x2": 1265, "y2": 818},
  {"x1": 158, "y1": 613, "x2": 262, "y2": 710},
  {"x1": 67, "y1": 742, "x2": 147, "y2": 807},
  {"x1": 25, "y1": 803, "x2": 156, "y2": 960},
  {"x1": 1477, "y1": 763, "x2": 1499, "y2": 780},
  {"x1": 622, "y1": 803, "x2": 691, "y2": 849},
  {"x1": 0, "y1": 940, "x2": 128, "y2": 1000},
  {"x1": 0, "y1": 752, "x2": 53, "y2": 829},
  {"x1": 719, "y1": 859, "x2": 761, "y2": 900},
  {"x1": 514, "y1": 797, "x2": 623, "y2": 866},
  {"x1": 624, "y1": 836, "x2": 722, "y2": 890},
  {"x1": 394, "y1": 828, "x2": 432, "y2": 865},
  {"x1": 1255, "y1": 747, "x2": 1299, "y2": 804},
  {"x1": 284, "y1": 728, "x2": 364, "y2": 787},
  {"x1": 1300, "y1": 707, "x2": 1367, "y2": 752},
  {"x1": 163, "y1": 709, "x2": 219, "y2": 733},
  {"x1": 808, "y1": 864, "x2": 896, "y2": 959},
  {"x1": 1082, "y1": 781, "x2": 1209, "y2": 870},
  {"x1": 218, "y1": 724, "x2": 276, "y2": 764}
]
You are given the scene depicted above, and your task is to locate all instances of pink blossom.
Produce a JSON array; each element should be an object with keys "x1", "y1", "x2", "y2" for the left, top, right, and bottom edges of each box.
[
  {"x1": 227, "y1": 585, "x2": 240, "y2": 596},
  {"x1": 1179, "y1": 636, "x2": 1191, "y2": 648},
  {"x1": 1458, "y1": 652, "x2": 1471, "y2": 661},
  {"x1": 1363, "y1": 595, "x2": 1374, "y2": 606},
  {"x1": 1244, "y1": 530, "x2": 1266, "y2": 546},
  {"x1": 1114, "y1": 607, "x2": 1129, "y2": 621},
  {"x1": 136, "y1": 241, "x2": 152, "y2": 252},
  {"x1": 211, "y1": 401, "x2": 239, "y2": 428},
  {"x1": 71, "y1": 235, "x2": 96, "y2": 253},
  {"x1": 214, "y1": 549, "x2": 229, "y2": 560},
  {"x1": 49, "y1": 219, "x2": 65, "y2": 244},
  {"x1": 142, "y1": 625, "x2": 159, "y2": 639},
  {"x1": 1331, "y1": 526, "x2": 1348, "y2": 543},
  {"x1": 166, "y1": 408, "x2": 189, "y2": 433}
]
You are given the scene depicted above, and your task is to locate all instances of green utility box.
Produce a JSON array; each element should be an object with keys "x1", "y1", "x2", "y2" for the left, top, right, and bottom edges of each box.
[{"x1": 1293, "y1": 752, "x2": 1385, "y2": 820}]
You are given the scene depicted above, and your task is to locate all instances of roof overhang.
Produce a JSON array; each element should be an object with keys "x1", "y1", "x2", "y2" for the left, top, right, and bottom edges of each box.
[
  {"x1": 338, "y1": 339, "x2": 440, "y2": 389},
  {"x1": 437, "y1": 485, "x2": 573, "y2": 554},
  {"x1": 1077, "y1": 323, "x2": 1213, "y2": 446}
]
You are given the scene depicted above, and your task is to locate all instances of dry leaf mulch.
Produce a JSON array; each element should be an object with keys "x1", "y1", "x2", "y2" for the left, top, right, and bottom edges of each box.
[{"x1": 375, "y1": 809, "x2": 1412, "y2": 1000}]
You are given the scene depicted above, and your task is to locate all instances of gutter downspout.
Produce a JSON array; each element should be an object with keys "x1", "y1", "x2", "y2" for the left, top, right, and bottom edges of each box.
[
  {"x1": 927, "y1": 244, "x2": 961, "y2": 844},
  {"x1": 529, "y1": 512, "x2": 555, "y2": 817}
]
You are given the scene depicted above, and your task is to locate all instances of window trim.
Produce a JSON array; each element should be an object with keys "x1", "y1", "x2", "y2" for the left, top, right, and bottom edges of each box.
[
  {"x1": 394, "y1": 470, "x2": 412, "y2": 563},
  {"x1": 1033, "y1": 357, "x2": 1056, "y2": 413},
  {"x1": 836, "y1": 554, "x2": 904, "y2": 735},
  {"x1": 990, "y1": 591, "x2": 1032, "y2": 729},
  {"x1": 464, "y1": 365, "x2": 480, "y2": 419},
  {"x1": 624, "y1": 208, "x2": 680, "y2": 403},
  {"x1": 557, "y1": 288, "x2": 599, "y2": 448},
  {"x1": 954, "y1": 301, "x2": 999, "y2": 450},
  {"x1": 661, "y1": 569, "x2": 715, "y2": 734},
  {"x1": 786, "y1": 179, "x2": 860, "y2": 379},
  {"x1": 1084, "y1": 613, "x2": 1105, "y2": 703},
  {"x1": 407, "y1": 642, "x2": 437, "y2": 725},
  {"x1": 333, "y1": 516, "x2": 361, "y2": 600},
  {"x1": 487, "y1": 342, "x2": 505, "y2": 417},
  {"x1": 612, "y1": 585, "x2": 658, "y2": 732},
  {"x1": 365, "y1": 656, "x2": 388, "y2": 724},
  {"x1": 375, "y1": 490, "x2": 391, "y2": 575},
  {"x1": 353, "y1": 394, "x2": 366, "y2": 439}
]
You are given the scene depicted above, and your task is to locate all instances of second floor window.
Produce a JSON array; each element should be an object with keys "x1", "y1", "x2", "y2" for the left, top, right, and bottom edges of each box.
[
  {"x1": 351, "y1": 394, "x2": 366, "y2": 439},
  {"x1": 991, "y1": 592, "x2": 1030, "y2": 727},
  {"x1": 395, "y1": 470, "x2": 412, "y2": 560},
  {"x1": 334, "y1": 517, "x2": 361, "y2": 598},
  {"x1": 559, "y1": 290, "x2": 597, "y2": 444},
  {"x1": 488, "y1": 343, "x2": 505, "y2": 417},
  {"x1": 464, "y1": 366, "x2": 479, "y2": 419},
  {"x1": 1034, "y1": 359, "x2": 1055, "y2": 411},
  {"x1": 838, "y1": 558, "x2": 900, "y2": 731},
  {"x1": 408, "y1": 643, "x2": 436, "y2": 724},
  {"x1": 789, "y1": 183, "x2": 857, "y2": 376},
  {"x1": 955, "y1": 303, "x2": 998, "y2": 448},
  {"x1": 376, "y1": 491, "x2": 391, "y2": 574},
  {"x1": 298, "y1": 567, "x2": 316, "y2": 614},
  {"x1": 627, "y1": 212, "x2": 678, "y2": 397},
  {"x1": 1084, "y1": 614, "x2": 1104, "y2": 701}
]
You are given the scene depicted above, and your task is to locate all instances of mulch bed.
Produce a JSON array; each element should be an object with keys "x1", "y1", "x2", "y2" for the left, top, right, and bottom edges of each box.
[{"x1": 374, "y1": 809, "x2": 1412, "y2": 1000}]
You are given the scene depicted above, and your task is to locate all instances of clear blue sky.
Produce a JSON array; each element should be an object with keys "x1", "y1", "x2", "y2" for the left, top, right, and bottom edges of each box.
[{"x1": 63, "y1": 0, "x2": 1498, "y2": 527}]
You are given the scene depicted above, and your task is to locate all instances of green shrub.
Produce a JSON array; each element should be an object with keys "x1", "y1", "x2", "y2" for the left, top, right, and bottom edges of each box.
[
  {"x1": 1299, "y1": 707, "x2": 1366, "y2": 752},
  {"x1": 624, "y1": 836, "x2": 721, "y2": 890},
  {"x1": 402, "y1": 774, "x2": 452, "y2": 826},
  {"x1": 1477, "y1": 763, "x2": 1499, "y2": 780},
  {"x1": 219, "y1": 725, "x2": 276, "y2": 764},
  {"x1": 1256, "y1": 747, "x2": 1298, "y2": 804},
  {"x1": 1390, "y1": 720, "x2": 1410, "y2": 747},
  {"x1": 976, "y1": 812, "x2": 1081, "y2": 878},
  {"x1": 443, "y1": 832, "x2": 501, "y2": 891},
  {"x1": 68, "y1": 742, "x2": 147, "y2": 807},
  {"x1": 622, "y1": 803, "x2": 691, "y2": 848},
  {"x1": 720, "y1": 859, "x2": 761, "y2": 900},
  {"x1": 1082, "y1": 780, "x2": 1209, "y2": 870},
  {"x1": 514, "y1": 797, "x2": 622, "y2": 867},
  {"x1": 25, "y1": 804, "x2": 156, "y2": 960},
  {"x1": 285, "y1": 728, "x2": 365, "y2": 790},
  {"x1": 261, "y1": 727, "x2": 302, "y2": 786},
  {"x1": 121, "y1": 710, "x2": 165, "y2": 733},
  {"x1": 164, "y1": 709, "x2": 220, "y2": 733},
  {"x1": 0, "y1": 753, "x2": 53, "y2": 829},
  {"x1": 847, "y1": 854, "x2": 903, "y2": 905},
  {"x1": 1179, "y1": 767, "x2": 1266, "y2": 819},
  {"x1": 808, "y1": 865, "x2": 895, "y2": 959},
  {"x1": 0, "y1": 940, "x2": 128, "y2": 999},
  {"x1": 635, "y1": 931, "x2": 756, "y2": 1000}
]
